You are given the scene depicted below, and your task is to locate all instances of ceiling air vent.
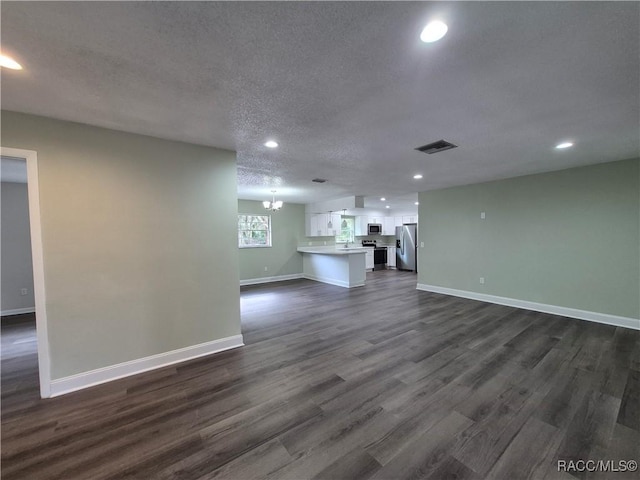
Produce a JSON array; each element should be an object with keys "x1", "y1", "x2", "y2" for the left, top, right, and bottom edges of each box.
[
  {"x1": 312, "y1": 178, "x2": 327, "y2": 183},
  {"x1": 415, "y1": 139, "x2": 458, "y2": 154}
]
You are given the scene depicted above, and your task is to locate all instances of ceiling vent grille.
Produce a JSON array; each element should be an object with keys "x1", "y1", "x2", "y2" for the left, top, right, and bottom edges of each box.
[
  {"x1": 312, "y1": 178, "x2": 327, "y2": 183},
  {"x1": 415, "y1": 139, "x2": 458, "y2": 154}
]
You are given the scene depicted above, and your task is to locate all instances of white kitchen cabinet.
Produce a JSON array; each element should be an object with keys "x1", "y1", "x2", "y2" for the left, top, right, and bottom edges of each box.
[
  {"x1": 394, "y1": 216, "x2": 403, "y2": 227},
  {"x1": 364, "y1": 248, "x2": 374, "y2": 270},
  {"x1": 387, "y1": 247, "x2": 396, "y2": 268},
  {"x1": 355, "y1": 215, "x2": 368, "y2": 236},
  {"x1": 383, "y1": 217, "x2": 395, "y2": 235},
  {"x1": 309, "y1": 215, "x2": 320, "y2": 237},
  {"x1": 368, "y1": 216, "x2": 381, "y2": 225},
  {"x1": 309, "y1": 214, "x2": 324, "y2": 236},
  {"x1": 305, "y1": 214, "x2": 313, "y2": 236},
  {"x1": 306, "y1": 213, "x2": 330, "y2": 237},
  {"x1": 402, "y1": 215, "x2": 418, "y2": 224},
  {"x1": 306, "y1": 213, "x2": 343, "y2": 237},
  {"x1": 327, "y1": 213, "x2": 342, "y2": 236}
]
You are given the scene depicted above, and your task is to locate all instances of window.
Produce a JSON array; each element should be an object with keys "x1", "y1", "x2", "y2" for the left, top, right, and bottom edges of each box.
[
  {"x1": 335, "y1": 217, "x2": 355, "y2": 244},
  {"x1": 238, "y1": 214, "x2": 271, "y2": 248}
]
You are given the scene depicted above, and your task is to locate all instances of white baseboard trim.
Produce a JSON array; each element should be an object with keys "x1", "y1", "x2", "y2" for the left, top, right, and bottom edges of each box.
[
  {"x1": 240, "y1": 273, "x2": 304, "y2": 286},
  {"x1": 303, "y1": 274, "x2": 365, "y2": 289},
  {"x1": 49, "y1": 334, "x2": 244, "y2": 397},
  {"x1": 1, "y1": 307, "x2": 36, "y2": 317},
  {"x1": 416, "y1": 284, "x2": 639, "y2": 331}
]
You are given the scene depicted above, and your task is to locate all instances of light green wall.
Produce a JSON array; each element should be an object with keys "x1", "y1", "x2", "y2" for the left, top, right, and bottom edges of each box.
[
  {"x1": 238, "y1": 200, "x2": 305, "y2": 281},
  {"x1": 418, "y1": 158, "x2": 640, "y2": 320},
  {"x1": 2, "y1": 111, "x2": 242, "y2": 379}
]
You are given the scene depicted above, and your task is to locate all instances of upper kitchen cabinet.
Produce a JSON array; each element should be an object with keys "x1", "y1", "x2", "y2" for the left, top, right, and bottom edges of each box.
[
  {"x1": 328, "y1": 213, "x2": 342, "y2": 236},
  {"x1": 355, "y1": 216, "x2": 368, "y2": 236},
  {"x1": 392, "y1": 216, "x2": 419, "y2": 229},
  {"x1": 355, "y1": 215, "x2": 401, "y2": 236},
  {"x1": 383, "y1": 217, "x2": 395, "y2": 235},
  {"x1": 306, "y1": 213, "x2": 342, "y2": 237},
  {"x1": 355, "y1": 216, "x2": 384, "y2": 236},
  {"x1": 306, "y1": 213, "x2": 325, "y2": 237}
]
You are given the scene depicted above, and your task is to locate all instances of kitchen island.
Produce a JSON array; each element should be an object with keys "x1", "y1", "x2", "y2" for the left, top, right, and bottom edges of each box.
[{"x1": 297, "y1": 247, "x2": 367, "y2": 288}]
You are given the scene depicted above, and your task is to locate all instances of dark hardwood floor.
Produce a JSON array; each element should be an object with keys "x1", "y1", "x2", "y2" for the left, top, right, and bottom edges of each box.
[{"x1": 2, "y1": 270, "x2": 639, "y2": 479}]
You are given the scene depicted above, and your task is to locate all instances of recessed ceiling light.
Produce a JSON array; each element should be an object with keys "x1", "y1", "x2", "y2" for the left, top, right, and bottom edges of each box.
[
  {"x1": 413, "y1": 174, "x2": 423, "y2": 179},
  {"x1": 420, "y1": 21, "x2": 448, "y2": 43},
  {"x1": 555, "y1": 142, "x2": 573, "y2": 149},
  {"x1": 385, "y1": 205, "x2": 390, "y2": 209},
  {"x1": 264, "y1": 140, "x2": 278, "y2": 148},
  {"x1": 0, "y1": 54, "x2": 22, "y2": 70},
  {"x1": 415, "y1": 202, "x2": 420, "y2": 206},
  {"x1": 380, "y1": 197, "x2": 386, "y2": 201}
]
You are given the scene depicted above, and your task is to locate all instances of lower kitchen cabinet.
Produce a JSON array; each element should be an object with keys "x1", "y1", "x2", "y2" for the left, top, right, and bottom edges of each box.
[
  {"x1": 387, "y1": 247, "x2": 396, "y2": 268},
  {"x1": 365, "y1": 248, "x2": 374, "y2": 270}
]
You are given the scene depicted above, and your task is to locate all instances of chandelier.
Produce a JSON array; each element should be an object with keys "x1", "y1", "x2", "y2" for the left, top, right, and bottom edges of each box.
[{"x1": 263, "y1": 190, "x2": 283, "y2": 212}]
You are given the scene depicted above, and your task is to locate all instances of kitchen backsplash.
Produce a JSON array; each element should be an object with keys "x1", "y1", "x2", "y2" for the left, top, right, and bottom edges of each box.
[{"x1": 300, "y1": 235, "x2": 396, "y2": 247}]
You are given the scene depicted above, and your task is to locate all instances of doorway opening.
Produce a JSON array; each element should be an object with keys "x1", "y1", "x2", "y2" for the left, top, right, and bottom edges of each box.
[
  {"x1": 1, "y1": 156, "x2": 38, "y2": 397},
  {"x1": 0, "y1": 148, "x2": 50, "y2": 398}
]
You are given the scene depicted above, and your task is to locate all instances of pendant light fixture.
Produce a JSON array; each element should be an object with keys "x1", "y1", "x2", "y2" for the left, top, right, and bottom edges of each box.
[
  {"x1": 327, "y1": 211, "x2": 333, "y2": 229},
  {"x1": 263, "y1": 190, "x2": 283, "y2": 212},
  {"x1": 341, "y1": 209, "x2": 348, "y2": 229}
]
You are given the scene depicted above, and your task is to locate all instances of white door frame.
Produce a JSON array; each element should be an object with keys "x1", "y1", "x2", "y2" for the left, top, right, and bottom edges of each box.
[{"x1": 1, "y1": 146, "x2": 51, "y2": 398}]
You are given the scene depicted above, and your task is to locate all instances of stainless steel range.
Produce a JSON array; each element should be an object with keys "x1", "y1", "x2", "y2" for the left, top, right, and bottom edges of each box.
[{"x1": 362, "y1": 240, "x2": 387, "y2": 270}]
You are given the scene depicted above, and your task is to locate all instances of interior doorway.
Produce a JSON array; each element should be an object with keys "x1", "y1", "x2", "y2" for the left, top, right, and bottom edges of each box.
[
  {"x1": 1, "y1": 156, "x2": 38, "y2": 399},
  {"x1": 0, "y1": 147, "x2": 50, "y2": 398},
  {"x1": 1, "y1": 157, "x2": 34, "y2": 314}
]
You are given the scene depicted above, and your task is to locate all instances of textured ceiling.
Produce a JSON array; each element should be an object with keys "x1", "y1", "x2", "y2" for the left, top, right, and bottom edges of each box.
[{"x1": 1, "y1": 2, "x2": 638, "y2": 211}]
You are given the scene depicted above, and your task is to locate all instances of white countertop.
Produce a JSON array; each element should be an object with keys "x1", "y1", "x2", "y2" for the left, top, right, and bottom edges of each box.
[{"x1": 297, "y1": 247, "x2": 368, "y2": 255}]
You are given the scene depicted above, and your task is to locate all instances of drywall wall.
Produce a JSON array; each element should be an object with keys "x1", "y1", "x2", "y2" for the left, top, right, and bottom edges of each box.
[
  {"x1": 418, "y1": 158, "x2": 640, "y2": 320},
  {"x1": 238, "y1": 200, "x2": 305, "y2": 282},
  {"x1": 1, "y1": 181, "x2": 35, "y2": 314},
  {"x1": 1, "y1": 111, "x2": 242, "y2": 379}
]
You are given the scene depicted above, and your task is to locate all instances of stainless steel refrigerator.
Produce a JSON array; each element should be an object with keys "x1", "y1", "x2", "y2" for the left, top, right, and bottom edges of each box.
[{"x1": 396, "y1": 224, "x2": 417, "y2": 272}]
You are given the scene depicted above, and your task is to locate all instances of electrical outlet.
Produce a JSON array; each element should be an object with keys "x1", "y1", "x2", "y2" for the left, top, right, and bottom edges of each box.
[
  {"x1": 324, "y1": 241, "x2": 327, "y2": 245},
  {"x1": 479, "y1": 277, "x2": 485, "y2": 284},
  {"x1": 264, "y1": 266, "x2": 268, "y2": 271},
  {"x1": 480, "y1": 212, "x2": 486, "y2": 219},
  {"x1": 420, "y1": 242, "x2": 424, "y2": 248},
  {"x1": 308, "y1": 241, "x2": 312, "y2": 246},
  {"x1": 20, "y1": 288, "x2": 28, "y2": 296}
]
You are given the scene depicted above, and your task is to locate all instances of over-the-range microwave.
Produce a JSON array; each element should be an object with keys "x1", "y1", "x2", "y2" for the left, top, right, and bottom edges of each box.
[{"x1": 367, "y1": 223, "x2": 382, "y2": 235}]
